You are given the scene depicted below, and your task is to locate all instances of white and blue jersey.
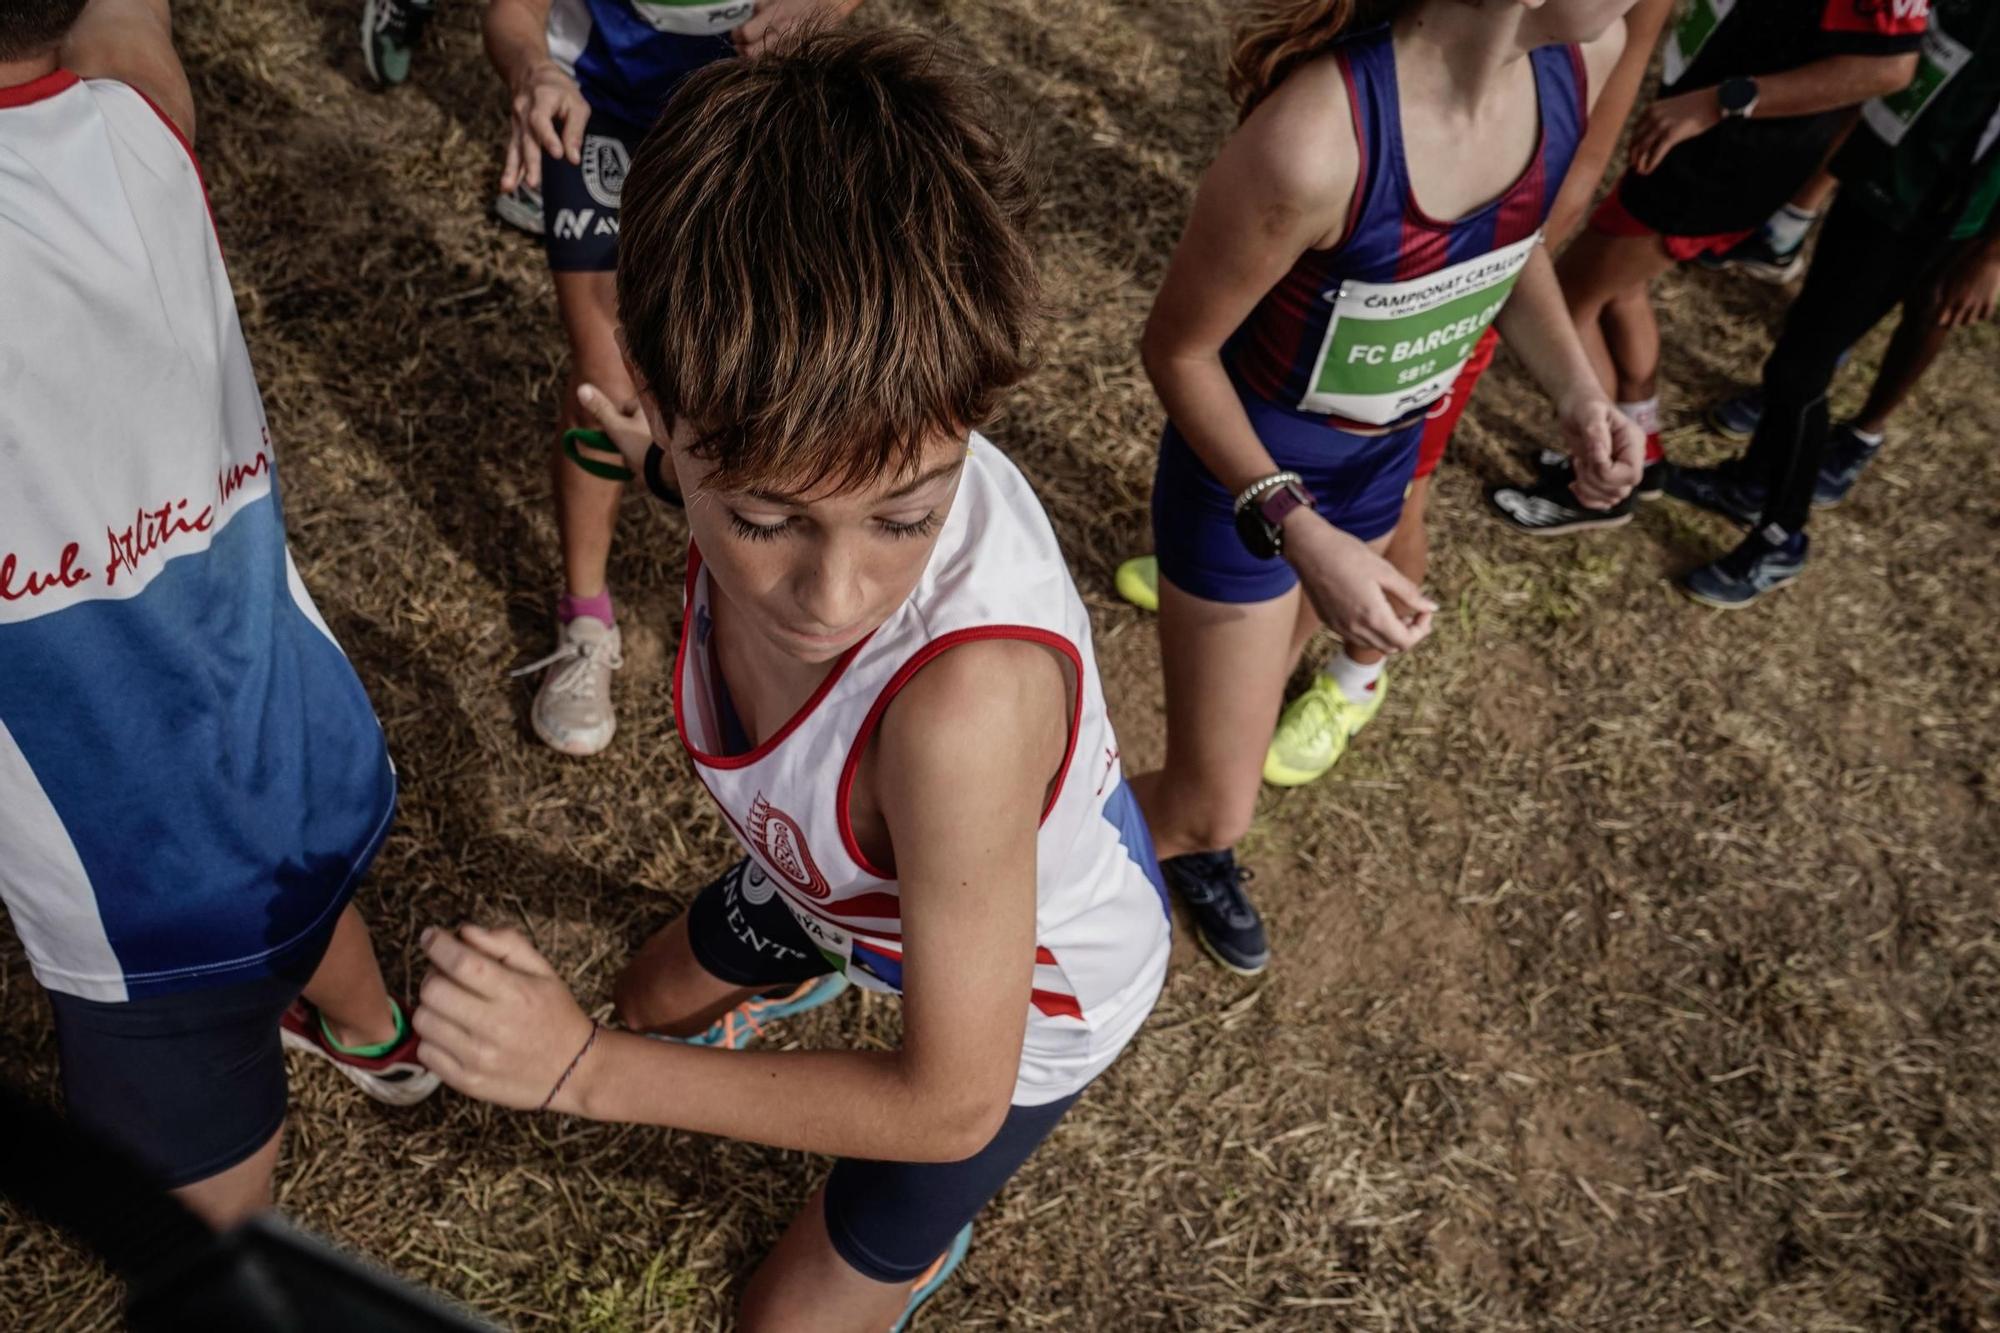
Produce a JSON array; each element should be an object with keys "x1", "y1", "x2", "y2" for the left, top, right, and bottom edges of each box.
[
  {"x1": 0, "y1": 71, "x2": 396, "y2": 1003},
  {"x1": 548, "y1": 0, "x2": 747, "y2": 127}
]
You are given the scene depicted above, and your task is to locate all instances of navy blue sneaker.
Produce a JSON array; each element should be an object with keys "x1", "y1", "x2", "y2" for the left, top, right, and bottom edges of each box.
[
  {"x1": 1813, "y1": 423, "x2": 1883, "y2": 509},
  {"x1": 1161, "y1": 850, "x2": 1269, "y2": 975},
  {"x1": 1706, "y1": 389, "x2": 1765, "y2": 441},
  {"x1": 1664, "y1": 464, "x2": 1766, "y2": 527},
  {"x1": 1679, "y1": 527, "x2": 1809, "y2": 610}
]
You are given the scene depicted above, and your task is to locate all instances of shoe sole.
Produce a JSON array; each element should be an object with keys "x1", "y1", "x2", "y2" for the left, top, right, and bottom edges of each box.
[
  {"x1": 1499, "y1": 509, "x2": 1636, "y2": 537},
  {"x1": 1676, "y1": 572, "x2": 1802, "y2": 612},
  {"x1": 493, "y1": 197, "x2": 546, "y2": 237},
  {"x1": 359, "y1": 0, "x2": 393, "y2": 87},
  {"x1": 1196, "y1": 930, "x2": 1270, "y2": 977},
  {"x1": 530, "y1": 710, "x2": 616, "y2": 757},
  {"x1": 281, "y1": 1026, "x2": 441, "y2": 1106}
]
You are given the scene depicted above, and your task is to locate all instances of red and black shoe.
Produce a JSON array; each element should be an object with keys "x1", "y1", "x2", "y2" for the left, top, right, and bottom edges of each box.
[{"x1": 280, "y1": 999, "x2": 440, "y2": 1106}]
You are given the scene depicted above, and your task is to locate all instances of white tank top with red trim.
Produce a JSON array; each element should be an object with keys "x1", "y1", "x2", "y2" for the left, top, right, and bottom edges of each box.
[{"x1": 675, "y1": 435, "x2": 1171, "y2": 1106}]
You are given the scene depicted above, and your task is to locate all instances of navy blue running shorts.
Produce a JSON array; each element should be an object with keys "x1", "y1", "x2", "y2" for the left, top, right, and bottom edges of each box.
[
  {"x1": 1151, "y1": 379, "x2": 1423, "y2": 604},
  {"x1": 44, "y1": 915, "x2": 340, "y2": 1189},
  {"x1": 540, "y1": 109, "x2": 647, "y2": 273},
  {"x1": 685, "y1": 860, "x2": 1087, "y2": 1283}
]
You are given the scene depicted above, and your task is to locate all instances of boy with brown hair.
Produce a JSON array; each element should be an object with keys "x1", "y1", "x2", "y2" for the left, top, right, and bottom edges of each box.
[{"x1": 413, "y1": 27, "x2": 1170, "y2": 1331}]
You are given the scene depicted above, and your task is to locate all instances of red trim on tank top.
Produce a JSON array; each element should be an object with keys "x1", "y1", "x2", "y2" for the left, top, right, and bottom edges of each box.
[
  {"x1": 672, "y1": 544, "x2": 876, "y2": 771},
  {"x1": 129, "y1": 84, "x2": 212, "y2": 227},
  {"x1": 0, "y1": 67, "x2": 77, "y2": 107},
  {"x1": 835, "y1": 627, "x2": 1086, "y2": 882}
]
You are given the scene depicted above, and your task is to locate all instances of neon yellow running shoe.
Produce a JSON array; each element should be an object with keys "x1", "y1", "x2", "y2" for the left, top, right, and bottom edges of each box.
[
  {"x1": 1114, "y1": 555, "x2": 1160, "y2": 613},
  {"x1": 1262, "y1": 670, "x2": 1389, "y2": 787}
]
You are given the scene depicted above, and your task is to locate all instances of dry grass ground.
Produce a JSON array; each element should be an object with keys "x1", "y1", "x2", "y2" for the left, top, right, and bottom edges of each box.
[{"x1": 3, "y1": 1, "x2": 1997, "y2": 1329}]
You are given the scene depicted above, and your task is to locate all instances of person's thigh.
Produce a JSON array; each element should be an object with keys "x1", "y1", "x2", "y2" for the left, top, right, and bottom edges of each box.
[
  {"x1": 614, "y1": 859, "x2": 833, "y2": 1036},
  {"x1": 48, "y1": 968, "x2": 308, "y2": 1196}
]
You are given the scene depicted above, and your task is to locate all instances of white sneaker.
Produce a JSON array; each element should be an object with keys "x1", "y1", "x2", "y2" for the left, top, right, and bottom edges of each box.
[
  {"x1": 513, "y1": 616, "x2": 623, "y2": 756},
  {"x1": 493, "y1": 181, "x2": 544, "y2": 237}
]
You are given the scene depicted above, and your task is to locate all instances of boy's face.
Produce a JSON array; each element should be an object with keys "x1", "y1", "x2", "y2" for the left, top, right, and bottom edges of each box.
[{"x1": 661, "y1": 414, "x2": 970, "y2": 666}]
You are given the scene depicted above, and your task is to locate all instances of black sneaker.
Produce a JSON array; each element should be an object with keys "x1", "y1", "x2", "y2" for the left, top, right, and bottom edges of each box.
[
  {"x1": 1705, "y1": 388, "x2": 1765, "y2": 441},
  {"x1": 1489, "y1": 458, "x2": 1662, "y2": 535},
  {"x1": 1813, "y1": 423, "x2": 1883, "y2": 509},
  {"x1": 1679, "y1": 526, "x2": 1809, "y2": 610},
  {"x1": 1161, "y1": 850, "x2": 1269, "y2": 976},
  {"x1": 1663, "y1": 463, "x2": 1766, "y2": 527},
  {"x1": 1699, "y1": 232, "x2": 1805, "y2": 284}
]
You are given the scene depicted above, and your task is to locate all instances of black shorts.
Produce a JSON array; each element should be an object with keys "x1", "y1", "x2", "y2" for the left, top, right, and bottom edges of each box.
[
  {"x1": 541, "y1": 109, "x2": 646, "y2": 273},
  {"x1": 45, "y1": 918, "x2": 338, "y2": 1189},
  {"x1": 686, "y1": 860, "x2": 1085, "y2": 1283}
]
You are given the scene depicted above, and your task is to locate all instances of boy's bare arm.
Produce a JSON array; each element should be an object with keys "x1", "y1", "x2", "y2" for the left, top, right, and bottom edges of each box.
[
  {"x1": 61, "y1": 0, "x2": 193, "y2": 144},
  {"x1": 414, "y1": 639, "x2": 1065, "y2": 1162}
]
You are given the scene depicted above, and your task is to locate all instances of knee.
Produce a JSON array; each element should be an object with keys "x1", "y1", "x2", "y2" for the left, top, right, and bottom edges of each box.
[{"x1": 610, "y1": 957, "x2": 694, "y2": 1037}]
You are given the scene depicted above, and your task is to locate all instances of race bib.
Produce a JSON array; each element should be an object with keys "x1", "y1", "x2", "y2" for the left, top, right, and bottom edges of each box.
[
  {"x1": 631, "y1": 0, "x2": 754, "y2": 37},
  {"x1": 1299, "y1": 232, "x2": 1539, "y2": 426},
  {"x1": 1863, "y1": 20, "x2": 1971, "y2": 146},
  {"x1": 1663, "y1": 0, "x2": 1738, "y2": 86}
]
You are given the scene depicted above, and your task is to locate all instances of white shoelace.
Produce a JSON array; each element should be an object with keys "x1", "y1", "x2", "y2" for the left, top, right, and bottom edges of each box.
[{"x1": 509, "y1": 634, "x2": 623, "y2": 697}]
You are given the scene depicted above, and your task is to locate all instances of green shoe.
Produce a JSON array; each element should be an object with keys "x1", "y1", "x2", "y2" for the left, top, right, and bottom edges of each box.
[
  {"x1": 1114, "y1": 555, "x2": 1159, "y2": 613},
  {"x1": 361, "y1": 0, "x2": 435, "y2": 87},
  {"x1": 1261, "y1": 671, "x2": 1388, "y2": 787}
]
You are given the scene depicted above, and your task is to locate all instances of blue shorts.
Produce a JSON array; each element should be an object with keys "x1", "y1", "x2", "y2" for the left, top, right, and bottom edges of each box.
[
  {"x1": 685, "y1": 861, "x2": 1084, "y2": 1282},
  {"x1": 541, "y1": 108, "x2": 646, "y2": 273},
  {"x1": 1151, "y1": 386, "x2": 1423, "y2": 604},
  {"x1": 45, "y1": 913, "x2": 340, "y2": 1189}
]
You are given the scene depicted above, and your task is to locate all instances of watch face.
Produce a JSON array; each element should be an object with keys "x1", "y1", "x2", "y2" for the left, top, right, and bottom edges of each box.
[{"x1": 1721, "y1": 78, "x2": 1757, "y2": 114}]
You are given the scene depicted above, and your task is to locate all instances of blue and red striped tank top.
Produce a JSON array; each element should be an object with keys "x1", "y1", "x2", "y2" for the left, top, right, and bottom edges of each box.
[{"x1": 1227, "y1": 27, "x2": 1589, "y2": 428}]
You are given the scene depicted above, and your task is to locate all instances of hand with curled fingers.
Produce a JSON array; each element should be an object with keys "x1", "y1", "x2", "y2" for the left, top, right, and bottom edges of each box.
[
  {"x1": 1283, "y1": 510, "x2": 1436, "y2": 656},
  {"x1": 1628, "y1": 88, "x2": 1722, "y2": 176},
  {"x1": 502, "y1": 60, "x2": 590, "y2": 194},
  {"x1": 1560, "y1": 390, "x2": 1647, "y2": 510},
  {"x1": 413, "y1": 924, "x2": 597, "y2": 1114}
]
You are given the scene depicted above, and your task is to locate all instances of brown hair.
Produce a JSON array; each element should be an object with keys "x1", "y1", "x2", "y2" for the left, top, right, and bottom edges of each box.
[
  {"x1": 0, "y1": 0, "x2": 89, "y2": 59},
  {"x1": 616, "y1": 25, "x2": 1041, "y2": 496},
  {"x1": 1228, "y1": 0, "x2": 1414, "y2": 118}
]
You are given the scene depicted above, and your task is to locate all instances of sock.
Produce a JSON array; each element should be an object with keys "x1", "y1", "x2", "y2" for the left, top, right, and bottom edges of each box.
[
  {"x1": 1322, "y1": 650, "x2": 1385, "y2": 705},
  {"x1": 1763, "y1": 203, "x2": 1818, "y2": 255},
  {"x1": 558, "y1": 588, "x2": 615, "y2": 627},
  {"x1": 1618, "y1": 397, "x2": 1663, "y2": 465},
  {"x1": 320, "y1": 998, "x2": 406, "y2": 1058}
]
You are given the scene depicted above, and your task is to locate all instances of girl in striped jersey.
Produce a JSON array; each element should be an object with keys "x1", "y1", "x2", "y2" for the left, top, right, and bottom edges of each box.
[{"x1": 1124, "y1": 0, "x2": 1648, "y2": 975}]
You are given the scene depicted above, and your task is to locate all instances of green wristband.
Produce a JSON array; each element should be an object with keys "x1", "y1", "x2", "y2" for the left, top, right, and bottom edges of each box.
[{"x1": 562, "y1": 428, "x2": 635, "y2": 482}]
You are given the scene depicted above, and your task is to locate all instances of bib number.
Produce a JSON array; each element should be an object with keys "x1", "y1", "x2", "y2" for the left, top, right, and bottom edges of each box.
[
  {"x1": 1863, "y1": 21, "x2": 1971, "y2": 147},
  {"x1": 1663, "y1": 0, "x2": 1738, "y2": 86},
  {"x1": 632, "y1": 0, "x2": 755, "y2": 36},
  {"x1": 1300, "y1": 232, "x2": 1539, "y2": 426}
]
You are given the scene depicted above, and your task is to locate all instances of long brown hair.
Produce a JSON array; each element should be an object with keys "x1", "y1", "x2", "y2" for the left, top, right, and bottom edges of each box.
[{"x1": 1228, "y1": 0, "x2": 1414, "y2": 118}]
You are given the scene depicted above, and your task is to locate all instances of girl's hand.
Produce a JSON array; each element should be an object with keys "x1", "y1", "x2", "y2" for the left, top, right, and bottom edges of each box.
[
  {"x1": 576, "y1": 383, "x2": 655, "y2": 474},
  {"x1": 503, "y1": 60, "x2": 590, "y2": 194},
  {"x1": 733, "y1": 0, "x2": 863, "y2": 57},
  {"x1": 1283, "y1": 511, "x2": 1436, "y2": 655},
  {"x1": 414, "y1": 924, "x2": 596, "y2": 1113},
  {"x1": 1629, "y1": 89, "x2": 1723, "y2": 175},
  {"x1": 1560, "y1": 391, "x2": 1647, "y2": 509}
]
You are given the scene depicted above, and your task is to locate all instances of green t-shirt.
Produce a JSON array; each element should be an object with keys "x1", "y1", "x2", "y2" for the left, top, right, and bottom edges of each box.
[{"x1": 1835, "y1": 0, "x2": 2000, "y2": 240}]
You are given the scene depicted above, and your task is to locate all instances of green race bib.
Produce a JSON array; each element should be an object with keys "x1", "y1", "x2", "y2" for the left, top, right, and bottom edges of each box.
[
  {"x1": 1300, "y1": 232, "x2": 1539, "y2": 426},
  {"x1": 1663, "y1": 0, "x2": 1738, "y2": 87},
  {"x1": 1863, "y1": 21, "x2": 1972, "y2": 147}
]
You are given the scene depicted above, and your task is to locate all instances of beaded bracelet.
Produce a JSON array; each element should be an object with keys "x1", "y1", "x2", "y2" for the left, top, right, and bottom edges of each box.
[{"x1": 537, "y1": 1021, "x2": 601, "y2": 1113}]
